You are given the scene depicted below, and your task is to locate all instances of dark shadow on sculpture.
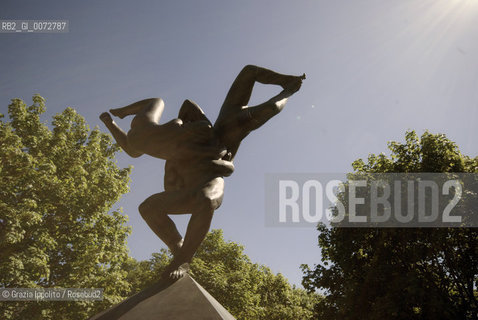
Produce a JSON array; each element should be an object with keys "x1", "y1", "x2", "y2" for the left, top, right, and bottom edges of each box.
[{"x1": 100, "y1": 65, "x2": 305, "y2": 281}]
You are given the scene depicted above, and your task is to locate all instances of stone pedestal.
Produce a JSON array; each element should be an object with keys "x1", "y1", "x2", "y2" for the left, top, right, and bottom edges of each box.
[{"x1": 90, "y1": 275, "x2": 235, "y2": 320}]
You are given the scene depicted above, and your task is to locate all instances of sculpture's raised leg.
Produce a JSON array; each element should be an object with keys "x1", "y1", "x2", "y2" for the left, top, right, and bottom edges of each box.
[
  {"x1": 214, "y1": 65, "x2": 305, "y2": 159},
  {"x1": 99, "y1": 112, "x2": 143, "y2": 158}
]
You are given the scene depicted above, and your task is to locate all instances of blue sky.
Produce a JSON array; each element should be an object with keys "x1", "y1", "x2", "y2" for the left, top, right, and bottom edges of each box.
[{"x1": 1, "y1": 0, "x2": 477, "y2": 287}]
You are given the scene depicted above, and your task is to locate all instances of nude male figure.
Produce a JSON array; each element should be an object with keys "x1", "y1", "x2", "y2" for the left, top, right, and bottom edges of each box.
[{"x1": 100, "y1": 65, "x2": 304, "y2": 279}]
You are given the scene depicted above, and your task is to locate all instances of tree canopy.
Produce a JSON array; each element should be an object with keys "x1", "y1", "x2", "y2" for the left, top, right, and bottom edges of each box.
[
  {"x1": 0, "y1": 96, "x2": 132, "y2": 319},
  {"x1": 302, "y1": 131, "x2": 478, "y2": 319}
]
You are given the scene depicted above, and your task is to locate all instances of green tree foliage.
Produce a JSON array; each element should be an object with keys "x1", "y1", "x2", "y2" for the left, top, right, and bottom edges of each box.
[
  {"x1": 126, "y1": 229, "x2": 320, "y2": 320},
  {"x1": 302, "y1": 131, "x2": 478, "y2": 319},
  {"x1": 0, "y1": 96, "x2": 132, "y2": 319}
]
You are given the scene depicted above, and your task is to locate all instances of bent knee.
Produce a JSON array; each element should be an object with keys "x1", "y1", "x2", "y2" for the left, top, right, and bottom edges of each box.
[
  {"x1": 196, "y1": 184, "x2": 224, "y2": 211},
  {"x1": 242, "y1": 64, "x2": 257, "y2": 72},
  {"x1": 149, "y1": 97, "x2": 164, "y2": 107},
  {"x1": 139, "y1": 199, "x2": 156, "y2": 218},
  {"x1": 197, "y1": 195, "x2": 223, "y2": 212},
  {"x1": 138, "y1": 200, "x2": 149, "y2": 217},
  {"x1": 239, "y1": 64, "x2": 258, "y2": 79}
]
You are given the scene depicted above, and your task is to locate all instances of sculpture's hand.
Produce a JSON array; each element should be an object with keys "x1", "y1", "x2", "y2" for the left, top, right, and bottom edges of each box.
[
  {"x1": 196, "y1": 157, "x2": 234, "y2": 177},
  {"x1": 179, "y1": 143, "x2": 227, "y2": 161},
  {"x1": 223, "y1": 151, "x2": 232, "y2": 161},
  {"x1": 210, "y1": 159, "x2": 235, "y2": 177}
]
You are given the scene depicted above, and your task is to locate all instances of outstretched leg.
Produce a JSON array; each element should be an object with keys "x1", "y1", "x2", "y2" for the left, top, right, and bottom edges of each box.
[
  {"x1": 244, "y1": 86, "x2": 300, "y2": 132},
  {"x1": 99, "y1": 112, "x2": 143, "y2": 158},
  {"x1": 214, "y1": 65, "x2": 305, "y2": 158},
  {"x1": 101, "y1": 98, "x2": 173, "y2": 159},
  {"x1": 215, "y1": 65, "x2": 305, "y2": 125},
  {"x1": 110, "y1": 98, "x2": 164, "y2": 122}
]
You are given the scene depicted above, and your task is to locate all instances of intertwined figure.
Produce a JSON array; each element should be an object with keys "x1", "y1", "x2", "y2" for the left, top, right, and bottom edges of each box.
[{"x1": 100, "y1": 65, "x2": 305, "y2": 279}]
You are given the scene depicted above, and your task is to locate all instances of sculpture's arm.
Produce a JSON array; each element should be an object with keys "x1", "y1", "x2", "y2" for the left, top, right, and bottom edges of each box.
[
  {"x1": 198, "y1": 159, "x2": 234, "y2": 178},
  {"x1": 211, "y1": 159, "x2": 234, "y2": 177}
]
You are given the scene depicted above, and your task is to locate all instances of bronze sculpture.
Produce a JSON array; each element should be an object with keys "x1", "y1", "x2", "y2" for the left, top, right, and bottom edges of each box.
[{"x1": 100, "y1": 65, "x2": 305, "y2": 280}]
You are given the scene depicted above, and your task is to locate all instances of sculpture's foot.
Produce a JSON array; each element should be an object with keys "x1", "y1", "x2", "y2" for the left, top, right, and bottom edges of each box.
[
  {"x1": 161, "y1": 262, "x2": 190, "y2": 281},
  {"x1": 282, "y1": 74, "x2": 306, "y2": 94},
  {"x1": 99, "y1": 112, "x2": 113, "y2": 124},
  {"x1": 109, "y1": 108, "x2": 127, "y2": 119}
]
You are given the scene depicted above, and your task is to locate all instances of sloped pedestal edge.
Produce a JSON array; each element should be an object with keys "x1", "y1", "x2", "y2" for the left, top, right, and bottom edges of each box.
[{"x1": 90, "y1": 274, "x2": 235, "y2": 320}]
